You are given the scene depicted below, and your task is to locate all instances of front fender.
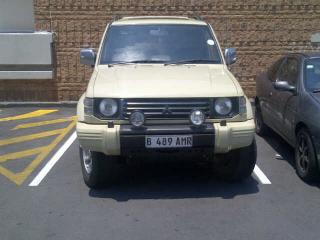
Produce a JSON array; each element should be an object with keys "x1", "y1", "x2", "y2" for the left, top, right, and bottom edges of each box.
[{"x1": 77, "y1": 93, "x2": 86, "y2": 122}]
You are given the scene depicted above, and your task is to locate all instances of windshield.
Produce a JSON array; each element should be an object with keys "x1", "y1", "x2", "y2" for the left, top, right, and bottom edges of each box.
[
  {"x1": 100, "y1": 24, "x2": 222, "y2": 65},
  {"x1": 305, "y1": 58, "x2": 320, "y2": 92}
]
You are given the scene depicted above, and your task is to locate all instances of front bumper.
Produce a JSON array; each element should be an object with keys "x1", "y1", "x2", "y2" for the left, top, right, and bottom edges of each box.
[{"x1": 76, "y1": 119, "x2": 255, "y2": 155}]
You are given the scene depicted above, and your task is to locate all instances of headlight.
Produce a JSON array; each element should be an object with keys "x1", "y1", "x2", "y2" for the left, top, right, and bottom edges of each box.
[
  {"x1": 99, "y1": 99, "x2": 118, "y2": 117},
  {"x1": 130, "y1": 111, "x2": 145, "y2": 127},
  {"x1": 190, "y1": 110, "x2": 205, "y2": 126},
  {"x1": 214, "y1": 98, "x2": 232, "y2": 115}
]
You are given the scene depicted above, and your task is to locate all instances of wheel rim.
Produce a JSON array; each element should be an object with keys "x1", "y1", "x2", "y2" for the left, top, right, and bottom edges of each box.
[
  {"x1": 82, "y1": 149, "x2": 92, "y2": 174},
  {"x1": 297, "y1": 134, "x2": 309, "y2": 173}
]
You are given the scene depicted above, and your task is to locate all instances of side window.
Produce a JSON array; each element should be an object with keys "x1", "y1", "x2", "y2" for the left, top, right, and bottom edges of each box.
[
  {"x1": 278, "y1": 57, "x2": 299, "y2": 85},
  {"x1": 268, "y1": 58, "x2": 284, "y2": 82}
]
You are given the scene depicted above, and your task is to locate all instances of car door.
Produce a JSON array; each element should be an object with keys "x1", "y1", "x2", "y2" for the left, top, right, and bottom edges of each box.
[
  {"x1": 275, "y1": 57, "x2": 299, "y2": 143},
  {"x1": 262, "y1": 57, "x2": 286, "y2": 132}
]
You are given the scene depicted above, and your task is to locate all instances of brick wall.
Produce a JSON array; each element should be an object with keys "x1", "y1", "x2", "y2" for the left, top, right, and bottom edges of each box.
[{"x1": 1, "y1": 0, "x2": 320, "y2": 101}]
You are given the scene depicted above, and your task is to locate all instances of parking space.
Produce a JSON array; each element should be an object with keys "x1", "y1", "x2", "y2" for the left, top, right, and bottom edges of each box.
[
  {"x1": 0, "y1": 107, "x2": 76, "y2": 185},
  {"x1": 1, "y1": 107, "x2": 320, "y2": 239}
]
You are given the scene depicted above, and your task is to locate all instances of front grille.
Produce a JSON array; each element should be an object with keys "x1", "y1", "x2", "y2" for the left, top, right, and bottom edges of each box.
[{"x1": 122, "y1": 98, "x2": 211, "y2": 119}]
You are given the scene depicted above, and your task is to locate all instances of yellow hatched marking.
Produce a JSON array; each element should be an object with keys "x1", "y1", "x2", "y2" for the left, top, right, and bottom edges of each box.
[
  {"x1": 0, "y1": 120, "x2": 76, "y2": 185},
  {"x1": 0, "y1": 128, "x2": 65, "y2": 147},
  {"x1": 12, "y1": 116, "x2": 77, "y2": 130},
  {"x1": 0, "y1": 109, "x2": 57, "y2": 122},
  {"x1": 0, "y1": 146, "x2": 46, "y2": 163},
  {"x1": 0, "y1": 167, "x2": 18, "y2": 184}
]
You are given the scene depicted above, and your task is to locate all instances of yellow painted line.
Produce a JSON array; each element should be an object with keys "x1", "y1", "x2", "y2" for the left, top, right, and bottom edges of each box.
[
  {"x1": 0, "y1": 146, "x2": 46, "y2": 163},
  {"x1": 0, "y1": 109, "x2": 57, "y2": 122},
  {"x1": 0, "y1": 166, "x2": 20, "y2": 185},
  {"x1": 0, "y1": 128, "x2": 65, "y2": 147},
  {"x1": 0, "y1": 120, "x2": 76, "y2": 185},
  {"x1": 12, "y1": 116, "x2": 77, "y2": 130}
]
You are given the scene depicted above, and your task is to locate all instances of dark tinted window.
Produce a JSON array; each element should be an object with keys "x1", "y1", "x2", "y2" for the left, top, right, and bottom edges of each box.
[
  {"x1": 278, "y1": 57, "x2": 299, "y2": 85},
  {"x1": 304, "y1": 58, "x2": 320, "y2": 91},
  {"x1": 100, "y1": 24, "x2": 222, "y2": 64},
  {"x1": 268, "y1": 58, "x2": 284, "y2": 82}
]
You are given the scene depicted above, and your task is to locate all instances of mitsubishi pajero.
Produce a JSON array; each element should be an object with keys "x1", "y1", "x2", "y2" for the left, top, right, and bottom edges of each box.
[{"x1": 77, "y1": 16, "x2": 256, "y2": 188}]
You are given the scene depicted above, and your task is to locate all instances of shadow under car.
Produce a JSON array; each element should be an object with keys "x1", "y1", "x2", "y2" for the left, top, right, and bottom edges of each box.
[{"x1": 89, "y1": 157, "x2": 260, "y2": 201}]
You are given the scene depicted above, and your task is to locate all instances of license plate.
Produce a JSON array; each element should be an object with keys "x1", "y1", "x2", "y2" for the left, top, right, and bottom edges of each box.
[{"x1": 145, "y1": 135, "x2": 193, "y2": 148}]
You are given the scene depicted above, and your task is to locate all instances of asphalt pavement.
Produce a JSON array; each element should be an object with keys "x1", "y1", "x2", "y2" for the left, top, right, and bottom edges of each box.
[{"x1": 0, "y1": 107, "x2": 320, "y2": 240}]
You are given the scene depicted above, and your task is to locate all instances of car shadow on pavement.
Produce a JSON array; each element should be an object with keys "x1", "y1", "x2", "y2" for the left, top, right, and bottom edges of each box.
[
  {"x1": 262, "y1": 130, "x2": 296, "y2": 168},
  {"x1": 89, "y1": 159, "x2": 259, "y2": 202},
  {"x1": 262, "y1": 129, "x2": 320, "y2": 188}
]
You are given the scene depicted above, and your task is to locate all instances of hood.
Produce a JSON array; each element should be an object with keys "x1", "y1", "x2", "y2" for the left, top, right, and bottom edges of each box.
[{"x1": 91, "y1": 65, "x2": 241, "y2": 98}]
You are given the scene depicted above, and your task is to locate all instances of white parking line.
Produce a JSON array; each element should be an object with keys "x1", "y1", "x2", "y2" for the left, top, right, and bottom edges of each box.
[
  {"x1": 253, "y1": 165, "x2": 272, "y2": 184},
  {"x1": 29, "y1": 131, "x2": 77, "y2": 186}
]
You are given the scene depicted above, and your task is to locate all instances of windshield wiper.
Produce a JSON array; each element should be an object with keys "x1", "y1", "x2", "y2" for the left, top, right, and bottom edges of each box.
[
  {"x1": 312, "y1": 89, "x2": 320, "y2": 93},
  {"x1": 164, "y1": 59, "x2": 220, "y2": 66},
  {"x1": 108, "y1": 60, "x2": 166, "y2": 67},
  {"x1": 107, "y1": 61, "x2": 135, "y2": 67},
  {"x1": 108, "y1": 59, "x2": 220, "y2": 67}
]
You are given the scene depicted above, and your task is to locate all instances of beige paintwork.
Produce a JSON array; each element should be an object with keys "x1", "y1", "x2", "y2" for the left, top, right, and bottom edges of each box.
[
  {"x1": 86, "y1": 65, "x2": 242, "y2": 99},
  {"x1": 77, "y1": 16, "x2": 256, "y2": 155}
]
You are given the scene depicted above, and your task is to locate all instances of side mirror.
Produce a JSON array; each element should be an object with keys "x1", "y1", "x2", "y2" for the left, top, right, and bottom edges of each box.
[
  {"x1": 80, "y1": 48, "x2": 96, "y2": 66},
  {"x1": 273, "y1": 81, "x2": 296, "y2": 93},
  {"x1": 224, "y1": 48, "x2": 237, "y2": 65}
]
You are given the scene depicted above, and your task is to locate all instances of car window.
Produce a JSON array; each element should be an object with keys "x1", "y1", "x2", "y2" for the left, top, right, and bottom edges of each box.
[
  {"x1": 278, "y1": 57, "x2": 299, "y2": 85},
  {"x1": 304, "y1": 58, "x2": 320, "y2": 91},
  {"x1": 268, "y1": 58, "x2": 284, "y2": 82},
  {"x1": 99, "y1": 24, "x2": 222, "y2": 64}
]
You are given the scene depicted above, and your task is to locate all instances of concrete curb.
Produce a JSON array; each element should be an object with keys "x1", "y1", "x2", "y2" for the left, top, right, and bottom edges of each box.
[{"x1": 0, "y1": 101, "x2": 77, "y2": 108}]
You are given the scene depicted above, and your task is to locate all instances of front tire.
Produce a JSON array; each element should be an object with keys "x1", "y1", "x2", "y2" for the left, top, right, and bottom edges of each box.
[
  {"x1": 295, "y1": 128, "x2": 319, "y2": 182},
  {"x1": 213, "y1": 139, "x2": 257, "y2": 182},
  {"x1": 80, "y1": 147, "x2": 119, "y2": 188}
]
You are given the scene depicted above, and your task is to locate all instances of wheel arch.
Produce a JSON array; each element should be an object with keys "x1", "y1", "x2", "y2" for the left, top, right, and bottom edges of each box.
[{"x1": 295, "y1": 122, "x2": 309, "y2": 136}]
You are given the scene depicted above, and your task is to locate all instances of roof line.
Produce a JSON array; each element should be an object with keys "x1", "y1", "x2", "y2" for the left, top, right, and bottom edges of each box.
[{"x1": 114, "y1": 15, "x2": 203, "y2": 21}]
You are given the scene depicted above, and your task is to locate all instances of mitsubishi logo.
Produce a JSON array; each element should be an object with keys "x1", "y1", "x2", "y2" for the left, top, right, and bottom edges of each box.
[{"x1": 162, "y1": 105, "x2": 172, "y2": 115}]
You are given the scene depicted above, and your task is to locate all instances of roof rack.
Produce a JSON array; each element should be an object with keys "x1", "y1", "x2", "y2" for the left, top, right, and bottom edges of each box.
[
  {"x1": 189, "y1": 15, "x2": 204, "y2": 21},
  {"x1": 112, "y1": 15, "x2": 122, "y2": 21}
]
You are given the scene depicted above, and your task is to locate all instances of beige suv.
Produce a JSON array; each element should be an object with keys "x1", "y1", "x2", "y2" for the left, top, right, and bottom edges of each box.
[{"x1": 77, "y1": 16, "x2": 256, "y2": 188}]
